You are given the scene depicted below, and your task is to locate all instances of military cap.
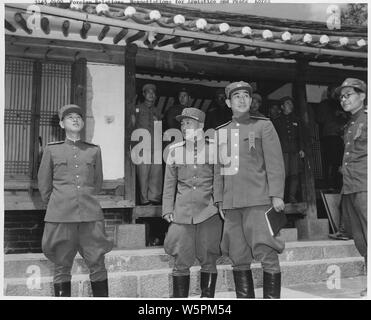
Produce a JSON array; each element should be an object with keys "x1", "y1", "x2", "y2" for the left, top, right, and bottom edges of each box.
[
  {"x1": 59, "y1": 104, "x2": 83, "y2": 121},
  {"x1": 252, "y1": 93, "x2": 263, "y2": 102},
  {"x1": 175, "y1": 107, "x2": 205, "y2": 123},
  {"x1": 142, "y1": 83, "x2": 156, "y2": 93},
  {"x1": 279, "y1": 96, "x2": 294, "y2": 104},
  {"x1": 225, "y1": 81, "x2": 253, "y2": 99},
  {"x1": 335, "y1": 78, "x2": 367, "y2": 96},
  {"x1": 178, "y1": 86, "x2": 190, "y2": 95},
  {"x1": 215, "y1": 88, "x2": 225, "y2": 96}
]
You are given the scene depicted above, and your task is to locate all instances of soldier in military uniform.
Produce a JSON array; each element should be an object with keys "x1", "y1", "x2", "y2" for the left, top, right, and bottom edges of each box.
[
  {"x1": 335, "y1": 78, "x2": 367, "y2": 297},
  {"x1": 163, "y1": 87, "x2": 191, "y2": 132},
  {"x1": 38, "y1": 104, "x2": 113, "y2": 297},
  {"x1": 134, "y1": 83, "x2": 163, "y2": 205},
  {"x1": 162, "y1": 108, "x2": 223, "y2": 298},
  {"x1": 204, "y1": 88, "x2": 233, "y2": 130},
  {"x1": 214, "y1": 81, "x2": 285, "y2": 299},
  {"x1": 250, "y1": 93, "x2": 265, "y2": 117},
  {"x1": 272, "y1": 96, "x2": 305, "y2": 203}
]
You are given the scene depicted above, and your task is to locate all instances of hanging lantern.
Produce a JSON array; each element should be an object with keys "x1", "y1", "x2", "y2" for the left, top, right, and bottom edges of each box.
[
  {"x1": 339, "y1": 37, "x2": 349, "y2": 46},
  {"x1": 149, "y1": 10, "x2": 161, "y2": 20},
  {"x1": 281, "y1": 31, "x2": 292, "y2": 41},
  {"x1": 303, "y1": 33, "x2": 312, "y2": 43},
  {"x1": 262, "y1": 29, "x2": 273, "y2": 39},
  {"x1": 320, "y1": 35, "x2": 330, "y2": 44},
  {"x1": 196, "y1": 18, "x2": 207, "y2": 30},
  {"x1": 219, "y1": 23, "x2": 230, "y2": 33},
  {"x1": 173, "y1": 14, "x2": 185, "y2": 25},
  {"x1": 96, "y1": 4, "x2": 109, "y2": 15},
  {"x1": 124, "y1": 6, "x2": 136, "y2": 17},
  {"x1": 241, "y1": 26, "x2": 252, "y2": 36}
]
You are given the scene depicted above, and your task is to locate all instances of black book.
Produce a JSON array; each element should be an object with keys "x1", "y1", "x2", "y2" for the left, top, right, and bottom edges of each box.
[{"x1": 265, "y1": 207, "x2": 288, "y2": 236}]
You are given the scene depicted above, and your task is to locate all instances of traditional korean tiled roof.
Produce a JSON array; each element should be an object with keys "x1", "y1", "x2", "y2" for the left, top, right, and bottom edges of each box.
[{"x1": 4, "y1": 2, "x2": 367, "y2": 67}]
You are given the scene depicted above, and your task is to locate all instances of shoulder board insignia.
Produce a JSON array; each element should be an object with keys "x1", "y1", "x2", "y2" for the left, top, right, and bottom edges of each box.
[
  {"x1": 169, "y1": 141, "x2": 185, "y2": 149},
  {"x1": 83, "y1": 141, "x2": 98, "y2": 147},
  {"x1": 216, "y1": 121, "x2": 231, "y2": 130},
  {"x1": 364, "y1": 109, "x2": 368, "y2": 114},
  {"x1": 250, "y1": 116, "x2": 269, "y2": 120},
  {"x1": 205, "y1": 137, "x2": 214, "y2": 144},
  {"x1": 47, "y1": 141, "x2": 64, "y2": 145}
]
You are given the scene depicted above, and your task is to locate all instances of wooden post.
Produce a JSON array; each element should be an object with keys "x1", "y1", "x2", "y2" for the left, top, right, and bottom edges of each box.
[
  {"x1": 71, "y1": 58, "x2": 87, "y2": 140},
  {"x1": 30, "y1": 61, "x2": 42, "y2": 180},
  {"x1": 293, "y1": 60, "x2": 329, "y2": 240},
  {"x1": 124, "y1": 44, "x2": 137, "y2": 209}
]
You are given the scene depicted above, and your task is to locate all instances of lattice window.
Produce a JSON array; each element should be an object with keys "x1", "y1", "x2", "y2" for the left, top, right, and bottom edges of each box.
[
  {"x1": 4, "y1": 57, "x2": 72, "y2": 179},
  {"x1": 4, "y1": 58, "x2": 33, "y2": 177},
  {"x1": 39, "y1": 62, "x2": 71, "y2": 146}
]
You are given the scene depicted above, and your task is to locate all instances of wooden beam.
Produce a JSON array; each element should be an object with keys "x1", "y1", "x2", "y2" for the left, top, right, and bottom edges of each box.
[
  {"x1": 29, "y1": 61, "x2": 42, "y2": 180},
  {"x1": 80, "y1": 22, "x2": 91, "y2": 39},
  {"x1": 124, "y1": 44, "x2": 138, "y2": 204},
  {"x1": 98, "y1": 25, "x2": 110, "y2": 41},
  {"x1": 40, "y1": 17, "x2": 50, "y2": 35},
  {"x1": 190, "y1": 40, "x2": 209, "y2": 51},
  {"x1": 126, "y1": 30, "x2": 146, "y2": 44},
  {"x1": 5, "y1": 20, "x2": 16, "y2": 32},
  {"x1": 113, "y1": 28, "x2": 128, "y2": 44},
  {"x1": 71, "y1": 58, "x2": 87, "y2": 140},
  {"x1": 157, "y1": 36, "x2": 181, "y2": 47},
  {"x1": 62, "y1": 20, "x2": 70, "y2": 37},
  {"x1": 14, "y1": 12, "x2": 32, "y2": 34},
  {"x1": 173, "y1": 38, "x2": 198, "y2": 50},
  {"x1": 205, "y1": 43, "x2": 228, "y2": 53},
  {"x1": 7, "y1": 3, "x2": 367, "y2": 60}
]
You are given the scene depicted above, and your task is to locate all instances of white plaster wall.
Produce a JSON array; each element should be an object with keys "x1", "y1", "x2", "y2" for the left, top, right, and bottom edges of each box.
[{"x1": 86, "y1": 63, "x2": 125, "y2": 179}]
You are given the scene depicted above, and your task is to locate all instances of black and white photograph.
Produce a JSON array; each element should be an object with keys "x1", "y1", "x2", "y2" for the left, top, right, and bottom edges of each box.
[{"x1": 1, "y1": 0, "x2": 368, "y2": 305}]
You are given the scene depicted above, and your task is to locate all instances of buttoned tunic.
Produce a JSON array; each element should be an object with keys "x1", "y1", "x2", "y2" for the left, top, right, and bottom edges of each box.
[
  {"x1": 342, "y1": 108, "x2": 367, "y2": 194},
  {"x1": 162, "y1": 139, "x2": 218, "y2": 224},
  {"x1": 38, "y1": 139, "x2": 103, "y2": 223},
  {"x1": 214, "y1": 113, "x2": 285, "y2": 209}
]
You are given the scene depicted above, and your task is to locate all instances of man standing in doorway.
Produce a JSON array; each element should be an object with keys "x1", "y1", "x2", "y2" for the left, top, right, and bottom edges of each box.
[
  {"x1": 134, "y1": 83, "x2": 163, "y2": 205},
  {"x1": 335, "y1": 78, "x2": 367, "y2": 297},
  {"x1": 204, "y1": 88, "x2": 233, "y2": 130},
  {"x1": 273, "y1": 96, "x2": 305, "y2": 203},
  {"x1": 214, "y1": 81, "x2": 285, "y2": 299}
]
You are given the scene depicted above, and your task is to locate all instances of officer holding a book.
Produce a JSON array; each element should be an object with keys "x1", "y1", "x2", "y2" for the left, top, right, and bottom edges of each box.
[{"x1": 214, "y1": 81, "x2": 286, "y2": 299}]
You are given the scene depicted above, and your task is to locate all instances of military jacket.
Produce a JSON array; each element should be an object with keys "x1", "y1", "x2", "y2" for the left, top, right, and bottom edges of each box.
[
  {"x1": 162, "y1": 139, "x2": 218, "y2": 224},
  {"x1": 214, "y1": 113, "x2": 285, "y2": 209},
  {"x1": 273, "y1": 113, "x2": 303, "y2": 153},
  {"x1": 135, "y1": 102, "x2": 162, "y2": 133},
  {"x1": 38, "y1": 139, "x2": 104, "y2": 223},
  {"x1": 342, "y1": 108, "x2": 367, "y2": 194}
]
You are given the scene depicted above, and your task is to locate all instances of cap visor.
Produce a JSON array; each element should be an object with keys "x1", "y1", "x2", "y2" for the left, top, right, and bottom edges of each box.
[{"x1": 175, "y1": 115, "x2": 200, "y2": 122}]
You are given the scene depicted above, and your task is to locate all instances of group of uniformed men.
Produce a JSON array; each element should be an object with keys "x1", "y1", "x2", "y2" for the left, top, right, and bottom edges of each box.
[{"x1": 38, "y1": 78, "x2": 367, "y2": 298}]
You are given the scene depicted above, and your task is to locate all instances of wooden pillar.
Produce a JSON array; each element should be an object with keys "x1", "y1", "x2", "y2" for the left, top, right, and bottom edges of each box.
[
  {"x1": 30, "y1": 61, "x2": 42, "y2": 180},
  {"x1": 71, "y1": 58, "x2": 87, "y2": 140},
  {"x1": 293, "y1": 60, "x2": 329, "y2": 240},
  {"x1": 124, "y1": 44, "x2": 137, "y2": 207}
]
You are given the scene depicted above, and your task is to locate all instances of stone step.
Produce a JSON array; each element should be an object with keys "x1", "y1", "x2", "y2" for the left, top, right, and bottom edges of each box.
[
  {"x1": 4, "y1": 256, "x2": 365, "y2": 297},
  {"x1": 4, "y1": 240, "x2": 360, "y2": 279}
]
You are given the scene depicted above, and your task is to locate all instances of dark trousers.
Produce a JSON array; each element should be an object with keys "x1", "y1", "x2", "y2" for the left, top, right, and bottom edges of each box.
[
  {"x1": 322, "y1": 136, "x2": 344, "y2": 189},
  {"x1": 42, "y1": 220, "x2": 113, "y2": 283},
  {"x1": 137, "y1": 163, "x2": 163, "y2": 204},
  {"x1": 164, "y1": 214, "x2": 223, "y2": 276},
  {"x1": 221, "y1": 205, "x2": 284, "y2": 274},
  {"x1": 341, "y1": 192, "x2": 367, "y2": 258}
]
